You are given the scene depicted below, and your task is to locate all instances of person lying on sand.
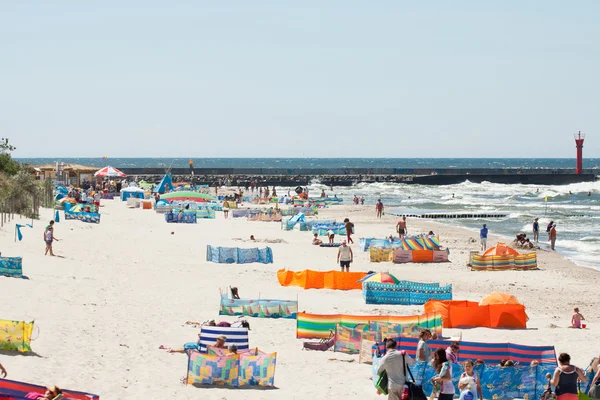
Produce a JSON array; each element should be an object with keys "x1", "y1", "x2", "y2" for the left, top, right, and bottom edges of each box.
[{"x1": 167, "y1": 335, "x2": 226, "y2": 354}]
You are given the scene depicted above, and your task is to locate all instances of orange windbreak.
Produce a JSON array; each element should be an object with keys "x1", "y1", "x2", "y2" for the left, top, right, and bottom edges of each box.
[
  {"x1": 277, "y1": 269, "x2": 367, "y2": 290},
  {"x1": 424, "y1": 300, "x2": 527, "y2": 329}
]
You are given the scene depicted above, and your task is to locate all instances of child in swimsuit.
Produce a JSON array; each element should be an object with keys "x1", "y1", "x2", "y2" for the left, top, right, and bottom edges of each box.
[{"x1": 570, "y1": 308, "x2": 585, "y2": 328}]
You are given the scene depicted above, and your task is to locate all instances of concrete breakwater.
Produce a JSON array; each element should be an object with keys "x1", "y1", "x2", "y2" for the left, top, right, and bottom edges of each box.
[{"x1": 119, "y1": 167, "x2": 596, "y2": 186}]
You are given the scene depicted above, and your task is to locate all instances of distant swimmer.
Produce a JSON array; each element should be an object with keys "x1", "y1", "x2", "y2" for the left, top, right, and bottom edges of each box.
[
  {"x1": 452, "y1": 193, "x2": 455, "y2": 198},
  {"x1": 588, "y1": 192, "x2": 592, "y2": 196},
  {"x1": 569, "y1": 191, "x2": 572, "y2": 195},
  {"x1": 536, "y1": 188, "x2": 539, "y2": 193}
]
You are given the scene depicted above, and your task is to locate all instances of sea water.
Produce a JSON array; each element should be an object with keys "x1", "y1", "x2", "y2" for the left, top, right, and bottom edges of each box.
[{"x1": 304, "y1": 180, "x2": 600, "y2": 271}]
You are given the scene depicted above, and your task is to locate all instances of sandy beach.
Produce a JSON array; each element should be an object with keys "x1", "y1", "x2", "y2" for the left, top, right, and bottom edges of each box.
[{"x1": 1, "y1": 199, "x2": 599, "y2": 399}]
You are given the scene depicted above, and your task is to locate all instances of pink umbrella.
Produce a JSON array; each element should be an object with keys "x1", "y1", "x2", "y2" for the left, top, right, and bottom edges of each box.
[{"x1": 94, "y1": 166, "x2": 127, "y2": 177}]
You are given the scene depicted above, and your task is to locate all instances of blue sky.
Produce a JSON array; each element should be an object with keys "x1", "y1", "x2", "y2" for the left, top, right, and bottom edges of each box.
[{"x1": 2, "y1": 1, "x2": 599, "y2": 158}]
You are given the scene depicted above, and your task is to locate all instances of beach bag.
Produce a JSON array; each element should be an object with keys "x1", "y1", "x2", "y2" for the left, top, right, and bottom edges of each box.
[
  {"x1": 403, "y1": 352, "x2": 427, "y2": 400},
  {"x1": 376, "y1": 370, "x2": 389, "y2": 395}
]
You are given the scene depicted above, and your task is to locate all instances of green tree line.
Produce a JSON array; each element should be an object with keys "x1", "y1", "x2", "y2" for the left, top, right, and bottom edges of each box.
[{"x1": 0, "y1": 138, "x2": 49, "y2": 218}]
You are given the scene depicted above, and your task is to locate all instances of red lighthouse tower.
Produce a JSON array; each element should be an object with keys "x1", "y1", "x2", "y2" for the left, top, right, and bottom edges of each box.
[{"x1": 574, "y1": 131, "x2": 585, "y2": 174}]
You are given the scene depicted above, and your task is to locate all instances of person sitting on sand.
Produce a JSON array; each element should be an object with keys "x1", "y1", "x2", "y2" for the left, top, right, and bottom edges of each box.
[
  {"x1": 312, "y1": 233, "x2": 323, "y2": 245},
  {"x1": 327, "y1": 228, "x2": 335, "y2": 244},
  {"x1": 521, "y1": 238, "x2": 534, "y2": 249},
  {"x1": 230, "y1": 287, "x2": 240, "y2": 299},
  {"x1": 516, "y1": 233, "x2": 527, "y2": 245},
  {"x1": 25, "y1": 385, "x2": 62, "y2": 399},
  {"x1": 570, "y1": 307, "x2": 585, "y2": 328}
]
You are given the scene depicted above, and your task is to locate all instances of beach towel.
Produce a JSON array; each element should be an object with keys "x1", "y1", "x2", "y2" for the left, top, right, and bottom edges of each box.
[{"x1": 198, "y1": 326, "x2": 249, "y2": 352}]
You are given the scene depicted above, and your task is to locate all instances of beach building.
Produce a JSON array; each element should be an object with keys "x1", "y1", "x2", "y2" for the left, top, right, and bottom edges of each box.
[{"x1": 32, "y1": 163, "x2": 98, "y2": 186}]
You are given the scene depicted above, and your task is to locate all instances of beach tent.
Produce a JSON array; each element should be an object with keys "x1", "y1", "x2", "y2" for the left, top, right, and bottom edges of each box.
[
  {"x1": 483, "y1": 242, "x2": 520, "y2": 256},
  {"x1": 120, "y1": 186, "x2": 145, "y2": 201},
  {"x1": 480, "y1": 292, "x2": 522, "y2": 306},
  {"x1": 424, "y1": 300, "x2": 528, "y2": 329},
  {"x1": 155, "y1": 173, "x2": 173, "y2": 194},
  {"x1": 94, "y1": 165, "x2": 126, "y2": 177}
]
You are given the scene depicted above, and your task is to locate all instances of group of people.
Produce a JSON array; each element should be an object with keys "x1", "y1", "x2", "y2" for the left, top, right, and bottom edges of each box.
[
  {"x1": 353, "y1": 195, "x2": 365, "y2": 205},
  {"x1": 480, "y1": 218, "x2": 559, "y2": 252},
  {"x1": 377, "y1": 328, "x2": 600, "y2": 400}
]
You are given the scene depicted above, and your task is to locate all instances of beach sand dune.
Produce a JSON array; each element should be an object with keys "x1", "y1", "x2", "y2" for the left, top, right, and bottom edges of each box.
[{"x1": 1, "y1": 202, "x2": 598, "y2": 399}]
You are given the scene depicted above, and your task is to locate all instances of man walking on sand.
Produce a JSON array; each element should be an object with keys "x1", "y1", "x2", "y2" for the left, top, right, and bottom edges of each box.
[
  {"x1": 480, "y1": 224, "x2": 488, "y2": 251},
  {"x1": 550, "y1": 223, "x2": 557, "y2": 250},
  {"x1": 376, "y1": 199, "x2": 384, "y2": 219},
  {"x1": 337, "y1": 240, "x2": 353, "y2": 272},
  {"x1": 396, "y1": 216, "x2": 407, "y2": 238}
]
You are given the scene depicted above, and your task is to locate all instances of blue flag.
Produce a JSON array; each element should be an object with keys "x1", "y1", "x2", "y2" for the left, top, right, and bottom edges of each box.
[
  {"x1": 55, "y1": 210, "x2": 60, "y2": 223},
  {"x1": 16, "y1": 224, "x2": 33, "y2": 241}
]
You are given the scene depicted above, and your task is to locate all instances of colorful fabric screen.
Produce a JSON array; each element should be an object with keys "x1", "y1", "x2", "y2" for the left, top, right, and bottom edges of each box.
[
  {"x1": 372, "y1": 358, "x2": 555, "y2": 399},
  {"x1": 219, "y1": 292, "x2": 297, "y2": 319},
  {"x1": 186, "y1": 350, "x2": 276, "y2": 387},
  {"x1": 424, "y1": 300, "x2": 528, "y2": 329},
  {"x1": 206, "y1": 246, "x2": 273, "y2": 264},
  {"x1": 0, "y1": 257, "x2": 22, "y2": 278},
  {"x1": 362, "y1": 281, "x2": 452, "y2": 305},
  {"x1": 296, "y1": 312, "x2": 442, "y2": 339},
  {"x1": 370, "y1": 248, "x2": 449, "y2": 263},
  {"x1": 0, "y1": 378, "x2": 99, "y2": 400},
  {"x1": 0, "y1": 320, "x2": 34, "y2": 353},
  {"x1": 277, "y1": 269, "x2": 367, "y2": 290},
  {"x1": 371, "y1": 336, "x2": 556, "y2": 364},
  {"x1": 361, "y1": 236, "x2": 441, "y2": 252},
  {"x1": 64, "y1": 211, "x2": 101, "y2": 224},
  {"x1": 165, "y1": 211, "x2": 197, "y2": 223},
  {"x1": 470, "y1": 253, "x2": 538, "y2": 270}
]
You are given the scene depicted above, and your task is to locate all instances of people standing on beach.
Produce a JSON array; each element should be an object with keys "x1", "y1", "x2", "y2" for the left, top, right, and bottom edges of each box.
[
  {"x1": 360, "y1": 196, "x2": 365, "y2": 205},
  {"x1": 188, "y1": 159, "x2": 194, "y2": 176},
  {"x1": 547, "y1": 221, "x2": 554, "y2": 240},
  {"x1": 533, "y1": 218, "x2": 540, "y2": 242},
  {"x1": 550, "y1": 223, "x2": 557, "y2": 250},
  {"x1": 417, "y1": 329, "x2": 432, "y2": 362},
  {"x1": 44, "y1": 221, "x2": 59, "y2": 256},
  {"x1": 337, "y1": 240, "x2": 353, "y2": 271},
  {"x1": 376, "y1": 199, "x2": 384, "y2": 219},
  {"x1": 569, "y1": 307, "x2": 585, "y2": 328},
  {"x1": 376, "y1": 339, "x2": 414, "y2": 400},
  {"x1": 480, "y1": 224, "x2": 488, "y2": 251},
  {"x1": 327, "y1": 228, "x2": 335, "y2": 244},
  {"x1": 549, "y1": 353, "x2": 587, "y2": 400},
  {"x1": 344, "y1": 218, "x2": 354, "y2": 244},
  {"x1": 432, "y1": 348, "x2": 455, "y2": 400},
  {"x1": 396, "y1": 216, "x2": 407, "y2": 238}
]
